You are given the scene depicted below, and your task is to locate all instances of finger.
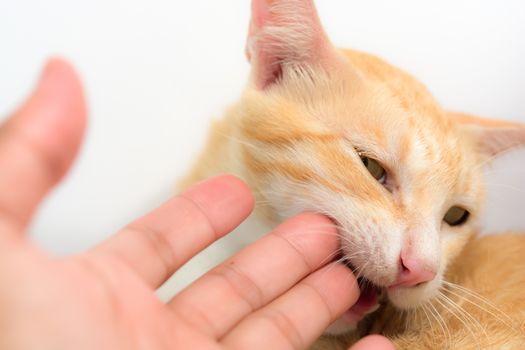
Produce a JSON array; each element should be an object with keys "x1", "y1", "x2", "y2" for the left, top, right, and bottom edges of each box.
[
  {"x1": 221, "y1": 262, "x2": 358, "y2": 350},
  {"x1": 169, "y1": 213, "x2": 342, "y2": 339},
  {"x1": 349, "y1": 335, "x2": 395, "y2": 350},
  {"x1": 90, "y1": 175, "x2": 254, "y2": 288},
  {"x1": 0, "y1": 58, "x2": 86, "y2": 229}
]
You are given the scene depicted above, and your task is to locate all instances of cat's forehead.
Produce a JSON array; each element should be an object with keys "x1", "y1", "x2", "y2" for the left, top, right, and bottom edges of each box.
[{"x1": 336, "y1": 93, "x2": 481, "y2": 197}]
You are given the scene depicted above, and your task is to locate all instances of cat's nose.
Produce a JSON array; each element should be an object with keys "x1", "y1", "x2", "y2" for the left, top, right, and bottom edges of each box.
[{"x1": 389, "y1": 256, "x2": 437, "y2": 288}]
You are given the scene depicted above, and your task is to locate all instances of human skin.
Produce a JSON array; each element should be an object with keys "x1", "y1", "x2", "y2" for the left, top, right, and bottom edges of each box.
[{"x1": 0, "y1": 59, "x2": 394, "y2": 350}]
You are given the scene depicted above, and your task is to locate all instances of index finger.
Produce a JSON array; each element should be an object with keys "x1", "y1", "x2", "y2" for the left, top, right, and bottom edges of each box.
[
  {"x1": 169, "y1": 213, "x2": 349, "y2": 340},
  {"x1": 89, "y1": 175, "x2": 254, "y2": 288}
]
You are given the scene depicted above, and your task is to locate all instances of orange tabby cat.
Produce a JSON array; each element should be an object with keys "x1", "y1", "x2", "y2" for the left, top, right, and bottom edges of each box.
[{"x1": 176, "y1": 0, "x2": 525, "y2": 348}]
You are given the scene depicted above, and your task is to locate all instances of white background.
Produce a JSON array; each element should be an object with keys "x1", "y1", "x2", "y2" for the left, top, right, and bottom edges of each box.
[{"x1": 1, "y1": 1, "x2": 524, "y2": 254}]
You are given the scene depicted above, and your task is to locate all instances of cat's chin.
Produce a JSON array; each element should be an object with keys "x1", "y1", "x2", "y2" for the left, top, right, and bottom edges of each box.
[
  {"x1": 386, "y1": 276, "x2": 442, "y2": 309},
  {"x1": 325, "y1": 275, "x2": 442, "y2": 335}
]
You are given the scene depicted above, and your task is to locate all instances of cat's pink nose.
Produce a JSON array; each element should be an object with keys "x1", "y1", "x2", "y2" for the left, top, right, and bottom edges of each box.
[{"x1": 389, "y1": 257, "x2": 437, "y2": 289}]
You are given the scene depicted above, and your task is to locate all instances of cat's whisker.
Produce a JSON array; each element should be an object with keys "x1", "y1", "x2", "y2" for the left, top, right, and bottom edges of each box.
[
  {"x1": 483, "y1": 168, "x2": 525, "y2": 176},
  {"x1": 438, "y1": 291, "x2": 489, "y2": 344},
  {"x1": 484, "y1": 182, "x2": 525, "y2": 195},
  {"x1": 285, "y1": 228, "x2": 343, "y2": 239},
  {"x1": 474, "y1": 145, "x2": 525, "y2": 171},
  {"x1": 402, "y1": 308, "x2": 410, "y2": 333},
  {"x1": 317, "y1": 248, "x2": 345, "y2": 264},
  {"x1": 442, "y1": 282, "x2": 514, "y2": 321},
  {"x1": 429, "y1": 301, "x2": 450, "y2": 343},
  {"x1": 317, "y1": 249, "x2": 350, "y2": 270},
  {"x1": 441, "y1": 281, "x2": 515, "y2": 328},
  {"x1": 440, "y1": 291, "x2": 501, "y2": 334},
  {"x1": 433, "y1": 294, "x2": 481, "y2": 350},
  {"x1": 352, "y1": 260, "x2": 365, "y2": 279},
  {"x1": 319, "y1": 249, "x2": 367, "y2": 277},
  {"x1": 418, "y1": 304, "x2": 434, "y2": 333},
  {"x1": 254, "y1": 200, "x2": 275, "y2": 208},
  {"x1": 354, "y1": 260, "x2": 370, "y2": 282},
  {"x1": 318, "y1": 254, "x2": 364, "y2": 291},
  {"x1": 413, "y1": 307, "x2": 425, "y2": 336},
  {"x1": 425, "y1": 301, "x2": 450, "y2": 347},
  {"x1": 437, "y1": 291, "x2": 490, "y2": 341},
  {"x1": 317, "y1": 255, "x2": 348, "y2": 279},
  {"x1": 213, "y1": 130, "x2": 270, "y2": 154}
]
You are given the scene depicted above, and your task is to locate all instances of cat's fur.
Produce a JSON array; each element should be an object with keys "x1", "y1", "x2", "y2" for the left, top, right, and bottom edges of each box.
[{"x1": 176, "y1": 0, "x2": 525, "y2": 348}]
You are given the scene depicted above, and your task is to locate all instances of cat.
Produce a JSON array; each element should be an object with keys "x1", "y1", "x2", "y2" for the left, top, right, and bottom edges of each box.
[{"x1": 171, "y1": 0, "x2": 525, "y2": 347}]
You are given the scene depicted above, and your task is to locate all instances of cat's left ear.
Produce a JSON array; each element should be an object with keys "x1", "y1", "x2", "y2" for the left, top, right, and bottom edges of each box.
[
  {"x1": 450, "y1": 112, "x2": 525, "y2": 156},
  {"x1": 246, "y1": 0, "x2": 341, "y2": 89}
]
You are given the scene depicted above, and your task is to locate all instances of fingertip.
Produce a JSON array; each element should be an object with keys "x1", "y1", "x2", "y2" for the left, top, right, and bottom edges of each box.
[
  {"x1": 274, "y1": 212, "x2": 340, "y2": 259},
  {"x1": 38, "y1": 56, "x2": 85, "y2": 104},
  {"x1": 17, "y1": 57, "x2": 87, "y2": 177},
  {"x1": 215, "y1": 174, "x2": 255, "y2": 208},
  {"x1": 0, "y1": 58, "x2": 87, "y2": 226},
  {"x1": 38, "y1": 56, "x2": 87, "y2": 130},
  {"x1": 305, "y1": 262, "x2": 359, "y2": 316},
  {"x1": 40, "y1": 57, "x2": 80, "y2": 84},
  {"x1": 349, "y1": 335, "x2": 395, "y2": 350}
]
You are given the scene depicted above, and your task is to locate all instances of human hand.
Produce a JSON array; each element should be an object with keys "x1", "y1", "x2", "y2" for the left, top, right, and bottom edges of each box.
[{"x1": 0, "y1": 59, "x2": 394, "y2": 350}]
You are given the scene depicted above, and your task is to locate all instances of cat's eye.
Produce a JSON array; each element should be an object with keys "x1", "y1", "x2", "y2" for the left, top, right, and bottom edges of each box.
[
  {"x1": 360, "y1": 156, "x2": 386, "y2": 183},
  {"x1": 444, "y1": 206, "x2": 470, "y2": 226}
]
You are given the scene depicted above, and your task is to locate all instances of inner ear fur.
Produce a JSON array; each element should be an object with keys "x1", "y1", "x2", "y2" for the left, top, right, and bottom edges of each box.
[
  {"x1": 246, "y1": 0, "x2": 340, "y2": 89},
  {"x1": 448, "y1": 111, "x2": 525, "y2": 157}
]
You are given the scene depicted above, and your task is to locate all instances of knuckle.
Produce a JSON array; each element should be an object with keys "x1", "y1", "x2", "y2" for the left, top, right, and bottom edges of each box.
[
  {"x1": 261, "y1": 309, "x2": 304, "y2": 350},
  {"x1": 125, "y1": 224, "x2": 177, "y2": 282},
  {"x1": 209, "y1": 261, "x2": 264, "y2": 312}
]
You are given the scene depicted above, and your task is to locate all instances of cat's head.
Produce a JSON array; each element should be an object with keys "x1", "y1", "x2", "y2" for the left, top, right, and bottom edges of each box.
[{"x1": 236, "y1": 0, "x2": 525, "y2": 333}]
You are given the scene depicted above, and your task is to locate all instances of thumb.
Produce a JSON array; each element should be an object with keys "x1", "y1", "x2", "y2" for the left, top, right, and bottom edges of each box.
[{"x1": 0, "y1": 58, "x2": 87, "y2": 229}]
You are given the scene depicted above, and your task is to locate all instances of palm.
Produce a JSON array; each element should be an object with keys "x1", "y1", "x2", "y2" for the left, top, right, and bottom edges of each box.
[{"x1": 0, "y1": 244, "x2": 190, "y2": 349}]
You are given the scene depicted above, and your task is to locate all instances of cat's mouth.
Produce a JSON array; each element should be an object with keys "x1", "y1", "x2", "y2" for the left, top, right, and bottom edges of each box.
[{"x1": 343, "y1": 260, "x2": 385, "y2": 322}]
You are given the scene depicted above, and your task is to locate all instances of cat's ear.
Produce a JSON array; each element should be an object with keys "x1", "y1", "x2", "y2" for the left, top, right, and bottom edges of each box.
[
  {"x1": 246, "y1": 0, "x2": 339, "y2": 89},
  {"x1": 450, "y1": 112, "x2": 525, "y2": 157}
]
